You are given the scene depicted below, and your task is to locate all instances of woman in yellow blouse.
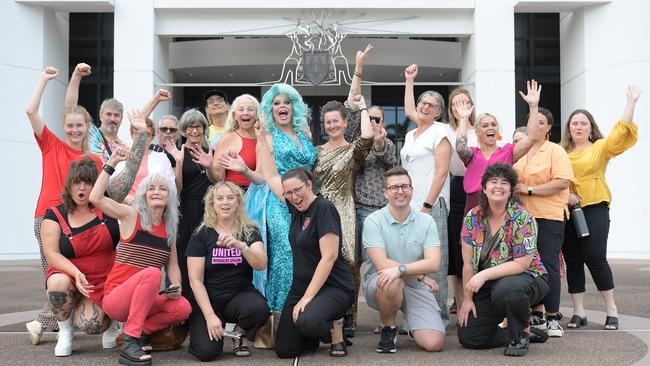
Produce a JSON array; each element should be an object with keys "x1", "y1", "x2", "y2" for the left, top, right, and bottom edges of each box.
[{"x1": 560, "y1": 85, "x2": 641, "y2": 331}]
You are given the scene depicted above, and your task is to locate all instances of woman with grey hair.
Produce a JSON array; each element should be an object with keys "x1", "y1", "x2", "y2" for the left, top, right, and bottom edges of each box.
[
  {"x1": 400, "y1": 64, "x2": 452, "y2": 324},
  {"x1": 163, "y1": 109, "x2": 216, "y2": 299},
  {"x1": 214, "y1": 94, "x2": 265, "y2": 189},
  {"x1": 90, "y1": 165, "x2": 191, "y2": 366}
]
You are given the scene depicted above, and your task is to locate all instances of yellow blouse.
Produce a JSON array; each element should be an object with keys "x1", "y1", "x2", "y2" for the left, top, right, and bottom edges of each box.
[{"x1": 568, "y1": 120, "x2": 638, "y2": 207}]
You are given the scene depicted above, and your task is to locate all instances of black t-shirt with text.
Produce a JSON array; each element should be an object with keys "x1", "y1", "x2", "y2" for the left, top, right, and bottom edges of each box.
[
  {"x1": 185, "y1": 225, "x2": 262, "y2": 304},
  {"x1": 287, "y1": 195, "x2": 354, "y2": 295}
]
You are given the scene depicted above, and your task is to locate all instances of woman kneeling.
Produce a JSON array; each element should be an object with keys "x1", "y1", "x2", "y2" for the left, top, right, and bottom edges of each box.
[
  {"x1": 186, "y1": 182, "x2": 270, "y2": 361},
  {"x1": 90, "y1": 156, "x2": 192, "y2": 366},
  {"x1": 457, "y1": 164, "x2": 549, "y2": 357}
]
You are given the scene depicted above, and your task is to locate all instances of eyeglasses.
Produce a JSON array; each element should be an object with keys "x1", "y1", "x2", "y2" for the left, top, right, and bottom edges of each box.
[
  {"x1": 186, "y1": 125, "x2": 204, "y2": 132},
  {"x1": 159, "y1": 127, "x2": 178, "y2": 133},
  {"x1": 385, "y1": 184, "x2": 412, "y2": 194},
  {"x1": 419, "y1": 101, "x2": 440, "y2": 110},
  {"x1": 282, "y1": 183, "x2": 306, "y2": 198},
  {"x1": 369, "y1": 116, "x2": 381, "y2": 123},
  {"x1": 207, "y1": 97, "x2": 225, "y2": 105}
]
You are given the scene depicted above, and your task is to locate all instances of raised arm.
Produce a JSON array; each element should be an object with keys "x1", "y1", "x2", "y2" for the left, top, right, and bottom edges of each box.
[
  {"x1": 25, "y1": 67, "x2": 59, "y2": 138},
  {"x1": 347, "y1": 44, "x2": 373, "y2": 106},
  {"x1": 105, "y1": 110, "x2": 148, "y2": 202},
  {"x1": 349, "y1": 95, "x2": 373, "y2": 140},
  {"x1": 621, "y1": 85, "x2": 641, "y2": 123},
  {"x1": 513, "y1": 80, "x2": 542, "y2": 162},
  {"x1": 64, "y1": 63, "x2": 91, "y2": 108},
  {"x1": 404, "y1": 64, "x2": 419, "y2": 122},
  {"x1": 141, "y1": 89, "x2": 171, "y2": 118},
  {"x1": 454, "y1": 101, "x2": 475, "y2": 166}
]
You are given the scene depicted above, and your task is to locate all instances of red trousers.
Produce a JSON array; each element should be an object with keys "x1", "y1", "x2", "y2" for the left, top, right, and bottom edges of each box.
[{"x1": 102, "y1": 267, "x2": 191, "y2": 337}]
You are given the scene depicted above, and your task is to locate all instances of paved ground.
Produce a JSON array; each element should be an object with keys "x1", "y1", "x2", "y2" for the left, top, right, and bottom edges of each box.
[{"x1": 1, "y1": 259, "x2": 649, "y2": 365}]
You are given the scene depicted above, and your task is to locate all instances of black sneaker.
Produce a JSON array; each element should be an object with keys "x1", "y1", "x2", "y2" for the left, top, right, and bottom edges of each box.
[
  {"x1": 504, "y1": 333, "x2": 529, "y2": 357},
  {"x1": 529, "y1": 312, "x2": 547, "y2": 330},
  {"x1": 529, "y1": 327, "x2": 549, "y2": 343},
  {"x1": 377, "y1": 326, "x2": 397, "y2": 354}
]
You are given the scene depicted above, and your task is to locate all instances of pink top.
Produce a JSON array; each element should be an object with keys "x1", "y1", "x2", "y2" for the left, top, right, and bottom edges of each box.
[{"x1": 463, "y1": 143, "x2": 515, "y2": 194}]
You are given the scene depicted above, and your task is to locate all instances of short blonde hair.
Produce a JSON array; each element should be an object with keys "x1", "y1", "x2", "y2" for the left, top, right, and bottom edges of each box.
[{"x1": 225, "y1": 94, "x2": 260, "y2": 132}]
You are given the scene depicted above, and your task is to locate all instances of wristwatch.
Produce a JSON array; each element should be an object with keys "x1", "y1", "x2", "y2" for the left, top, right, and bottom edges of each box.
[
  {"x1": 398, "y1": 264, "x2": 407, "y2": 276},
  {"x1": 527, "y1": 186, "x2": 533, "y2": 196},
  {"x1": 422, "y1": 201, "x2": 433, "y2": 209}
]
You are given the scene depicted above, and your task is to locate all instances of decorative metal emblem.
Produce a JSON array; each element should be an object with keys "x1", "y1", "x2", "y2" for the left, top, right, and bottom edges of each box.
[{"x1": 303, "y1": 51, "x2": 330, "y2": 85}]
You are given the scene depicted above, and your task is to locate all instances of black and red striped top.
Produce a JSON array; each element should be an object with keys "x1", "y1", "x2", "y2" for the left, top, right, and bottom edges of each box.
[{"x1": 104, "y1": 215, "x2": 169, "y2": 295}]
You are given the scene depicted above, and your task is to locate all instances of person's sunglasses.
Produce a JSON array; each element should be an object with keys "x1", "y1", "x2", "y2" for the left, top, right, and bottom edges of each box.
[
  {"x1": 369, "y1": 116, "x2": 381, "y2": 123},
  {"x1": 159, "y1": 127, "x2": 178, "y2": 133}
]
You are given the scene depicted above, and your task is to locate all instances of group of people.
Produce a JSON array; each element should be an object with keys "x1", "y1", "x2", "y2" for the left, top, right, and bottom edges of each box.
[{"x1": 24, "y1": 42, "x2": 640, "y2": 364}]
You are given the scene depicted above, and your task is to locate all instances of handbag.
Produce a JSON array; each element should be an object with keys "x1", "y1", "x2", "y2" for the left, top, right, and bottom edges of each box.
[{"x1": 253, "y1": 312, "x2": 280, "y2": 349}]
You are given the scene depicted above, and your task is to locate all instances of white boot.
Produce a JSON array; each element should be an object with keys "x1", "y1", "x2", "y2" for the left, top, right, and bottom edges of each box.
[
  {"x1": 102, "y1": 319, "x2": 121, "y2": 349},
  {"x1": 54, "y1": 318, "x2": 73, "y2": 357},
  {"x1": 26, "y1": 320, "x2": 43, "y2": 345}
]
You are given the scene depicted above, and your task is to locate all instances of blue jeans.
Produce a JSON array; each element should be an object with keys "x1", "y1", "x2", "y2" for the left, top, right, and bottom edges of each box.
[{"x1": 356, "y1": 207, "x2": 377, "y2": 263}]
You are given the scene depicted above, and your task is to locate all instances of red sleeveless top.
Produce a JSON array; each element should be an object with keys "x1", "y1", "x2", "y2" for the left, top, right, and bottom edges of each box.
[{"x1": 225, "y1": 132, "x2": 257, "y2": 187}]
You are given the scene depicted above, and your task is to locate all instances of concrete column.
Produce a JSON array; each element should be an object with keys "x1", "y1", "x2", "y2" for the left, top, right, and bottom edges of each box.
[
  {"x1": 113, "y1": 0, "x2": 156, "y2": 142},
  {"x1": 560, "y1": 0, "x2": 649, "y2": 258},
  {"x1": 0, "y1": 2, "x2": 69, "y2": 259},
  {"x1": 462, "y1": 0, "x2": 516, "y2": 139}
]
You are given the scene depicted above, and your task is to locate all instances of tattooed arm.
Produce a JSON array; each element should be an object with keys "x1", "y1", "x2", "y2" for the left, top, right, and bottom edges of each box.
[
  {"x1": 106, "y1": 111, "x2": 148, "y2": 202},
  {"x1": 454, "y1": 101, "x2": 475, "y2": 166}
]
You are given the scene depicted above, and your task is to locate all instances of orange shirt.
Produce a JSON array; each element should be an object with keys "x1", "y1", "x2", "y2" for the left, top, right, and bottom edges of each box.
[{"x1": 514, "y1": 140, "x2": 574, "y2": 221}]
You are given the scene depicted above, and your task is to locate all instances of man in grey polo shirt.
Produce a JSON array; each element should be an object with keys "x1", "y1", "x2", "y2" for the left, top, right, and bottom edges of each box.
[{"x1": 363, "y1": 166, "x2": 445, "y2": 354}]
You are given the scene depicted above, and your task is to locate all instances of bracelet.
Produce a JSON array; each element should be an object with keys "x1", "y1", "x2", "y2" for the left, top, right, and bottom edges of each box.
[
  {"x1": 354, "y1": 71, "x2": 362, "y2": 78},
  {"x1": 360, "y1": 107, "x2": 368, "y2": 113},
  {"x1": 417, "y1": 275, "x2": 425, "y2": 282},
  {"x1": 242, "y1": 165, "x2": 249, "y2": 173},
  {"x1": 527, "y1": 186, "x2": 533, "y2": 196},
  {"x1": 103, "y1": 164, "x2": 116, "y2": 176}
]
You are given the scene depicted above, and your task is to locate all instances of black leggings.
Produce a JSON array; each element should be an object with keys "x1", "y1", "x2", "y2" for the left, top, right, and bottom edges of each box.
[
  {"x1": 275, "y1": 287, "x2": 354, "y2": 359},
  {"x1": 536, "y1": 219, "x2": 565, "y2": 313},
  {"x1": 187, "y1": 288, "x2": 270, "y2": 362},
  {"x1": 562, "y1": 203, "x2": 614, "y2": 293},
  {"x1": 447, "y1": 175, "x2": 466, "y2": 278},
  {"x1": 458, "y1": 273, "x2": 549, "y2": 349}
]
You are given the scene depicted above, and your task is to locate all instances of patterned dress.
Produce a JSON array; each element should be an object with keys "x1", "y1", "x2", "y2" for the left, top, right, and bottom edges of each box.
[
  {"x1": 312, "y1": 138, "x2": 372, "y2": 267},
  {"x1": 265, "y1": 129, "x2": 317, "y2": 312}
]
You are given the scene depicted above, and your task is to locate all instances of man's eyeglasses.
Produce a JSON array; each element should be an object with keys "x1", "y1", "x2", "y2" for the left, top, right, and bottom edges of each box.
[
  {"x1": 385, "y1": 184, "x2": 412, "y2": 194},
  {"x1": 159, "y1": 127, "x2": 178, "y2": 133},
  {"x1": 283, "y1": 184, "x2": 306, "y2": 198},
  {"x1": 207, "y1": 97, "x2": 225, "y2": 105},
  {"x1": 419, "y1": 101, "x2": 440, "y2": 110},
  {"x1": 369, "y1": 116, "x2": 381, "y2": 123}
]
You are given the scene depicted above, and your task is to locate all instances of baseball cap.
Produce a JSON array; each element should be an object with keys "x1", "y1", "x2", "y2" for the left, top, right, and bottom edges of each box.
[{"x1": 203, "y1": 90, "x2": 228, "y2": 104}]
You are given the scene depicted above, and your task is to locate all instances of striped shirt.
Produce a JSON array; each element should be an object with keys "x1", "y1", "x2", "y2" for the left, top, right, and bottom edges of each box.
[{"x1": 104, "y1": 215, "x2": 169, "y2": 295}]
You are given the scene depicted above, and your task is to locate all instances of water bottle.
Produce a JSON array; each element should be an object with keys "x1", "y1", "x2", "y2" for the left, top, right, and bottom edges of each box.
[{"x1": 570, "y1": 204, "x2": 590, "y2": 238}]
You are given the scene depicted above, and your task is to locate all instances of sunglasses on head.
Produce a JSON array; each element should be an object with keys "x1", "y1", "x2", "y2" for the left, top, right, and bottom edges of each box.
[{"x1": 159, "y1": 127, "x2": 178, "y2": 133}]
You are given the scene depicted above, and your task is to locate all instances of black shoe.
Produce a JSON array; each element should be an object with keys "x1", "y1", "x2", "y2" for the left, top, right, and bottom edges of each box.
[
  {"x1": 343, "y1": 315, "x2": 355, "y2": 338},
  {"x1": 119, "y1": 335, "x2": 152, "y2": 366},
  {"x1": 377, "y1": 326, "x2": 397, "y2": 354},
  {"x1": 529, "y1": 327, "x2": 549, "y2": 343},
  {"x1": 504, "y1": 333, "x2": 529, "y2": 357},
  {"x1": 139, "y1": 332, "x2": 153, "y2": 353}
]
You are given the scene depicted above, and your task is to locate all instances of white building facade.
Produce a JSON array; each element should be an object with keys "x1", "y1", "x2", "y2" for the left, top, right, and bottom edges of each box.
[{"x1": 2, "y1": 0, "x2": 648, "y2": 259}]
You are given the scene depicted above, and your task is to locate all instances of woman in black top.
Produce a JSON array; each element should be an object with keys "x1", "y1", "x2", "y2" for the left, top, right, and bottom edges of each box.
[
  {"x1": 261, "y1": 165, "x2": 354, "y2": 358},
  {"x1": 164, "y1": 109, "x2": 217, "y2": 299},
  {"x1": 41, "y1": 158, "x2": 121, "y2": 357},
  {"x1": 186, "y1": 181, "x2": 269, "y2": 361}
]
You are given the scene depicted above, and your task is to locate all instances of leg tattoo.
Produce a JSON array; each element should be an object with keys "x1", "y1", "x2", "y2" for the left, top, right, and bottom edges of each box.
[{"x1": 78, "y1": 302, "x2": 103, "y2": 334}]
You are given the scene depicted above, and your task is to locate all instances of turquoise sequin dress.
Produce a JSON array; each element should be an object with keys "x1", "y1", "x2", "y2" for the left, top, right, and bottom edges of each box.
[{"x1": 265, "y1": 129, "x2": 316, "y2": 311}]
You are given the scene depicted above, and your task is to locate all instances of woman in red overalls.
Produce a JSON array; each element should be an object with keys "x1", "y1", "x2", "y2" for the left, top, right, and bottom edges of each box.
[{"x1": 42, "y1": 158, "x2": 121, "y2": 357}]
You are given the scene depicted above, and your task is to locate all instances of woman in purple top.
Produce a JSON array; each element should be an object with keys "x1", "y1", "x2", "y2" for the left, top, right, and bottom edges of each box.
[{"x1": 455, "y1": 80, "x2": 542, "y2": 214}]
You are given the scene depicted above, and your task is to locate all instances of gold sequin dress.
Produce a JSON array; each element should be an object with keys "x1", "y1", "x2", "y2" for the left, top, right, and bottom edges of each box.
[{"x1": 313, "y1": 137, "x2": 372, "y2": 267}]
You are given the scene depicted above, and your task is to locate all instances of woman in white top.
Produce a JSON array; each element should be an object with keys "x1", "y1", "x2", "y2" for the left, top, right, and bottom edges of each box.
[{"x1": 400, "y1": 64, "x2": 452, "y2": 324}]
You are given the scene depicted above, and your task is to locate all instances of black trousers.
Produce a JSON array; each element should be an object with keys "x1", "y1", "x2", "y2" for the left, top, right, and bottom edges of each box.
[
  {"x1": 275, "y1": 286, "x2": 354, "y2": 359},
  {"x1": 562, "y1": 203, "x2": 614, "y2": 293},
  {"x1": 458, "y1": 273, "x2": 549, "y2": 349},
  {"x1": 187, "y1": 288, "x2": 270, "y2": 362},
  {"x1": 536, "y1": 219, "x2": 565, "y2": 313},
  {"x1": 447, "y1": 175, "x2": 466, "y2": 278}
]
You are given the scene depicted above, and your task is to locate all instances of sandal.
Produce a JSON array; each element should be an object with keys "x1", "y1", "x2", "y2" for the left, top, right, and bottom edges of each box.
[
  {"x1": 330, "y1": 342, "x2": 348, "y2": 357},
  {"x1": 567, "y1": 314, "x2": 588, "y2": 329},
  {"x1": 232, "y1": 338, "x2": 251, "y2": 357},
  {"x1": 119, "y1": 335, "x2": 152, "y2": 366},
  {"x1": 604, "y1": 316, "x2": 619, "y2": 330},
  {"x1": 449, "y1": 299, "x2": 457, "y2": 314}
]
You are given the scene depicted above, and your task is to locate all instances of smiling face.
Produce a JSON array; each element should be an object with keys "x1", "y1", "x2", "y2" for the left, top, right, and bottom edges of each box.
[
  {"x1": 63, "y1": 113, "x2": 88, "y2": 148},
  {"x1": 416, "y1": 94, "x2": 442, "y2": 123},
  {"x1": 282, "y1": 177, "x2": 314, "y2": 212},
  {"x1": 477, "y1": 115, "x2": 500, "y2": 147},
  {"x1": 99, "y1": 106, "x2": 123, "y2": 134},
  {"x1": 483, "y1": 175, "x2": 512, "y2": 207},
  {"x1": 212, "y1": 185, "x2": 239, "y2": 220},
  {"x1": 234, "y1": 99, "x2": 258, "y2": 131},
  {"x1": 206, "y1": 95, "x2": 229, "y2": 117},
  {"x1": 272, "y1": 94, "x2": 293, "y2": 127},
  {"x1": 383, "y1": 174, "x2": 413, "y2": 209},
  {"x1": 185, "y1": 123, "x2": 205, "y2": 146},
  {"x1": 158, "y1": 117, "x2": 179, "y2": 145},
  {"x1": 323, "y1": 110, "x2": 347, "y2": 140},
  {"x1": 145, "y1": 180, "x2": 170, "y2": 209},
  {"x1": 569, "y1": 113, "x2": 592, "y2": 145}
]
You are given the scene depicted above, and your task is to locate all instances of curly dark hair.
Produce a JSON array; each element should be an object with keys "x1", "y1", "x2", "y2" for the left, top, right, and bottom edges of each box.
[
  {"x1": 479, "y1": 163, "x2": 520, "y2": 215},
  {"x1": 61, "y1": 158, "x2": 99, "y2": 212},
  {"x1": 320, "y1": 100, "x2": 348, "y2": 122}
]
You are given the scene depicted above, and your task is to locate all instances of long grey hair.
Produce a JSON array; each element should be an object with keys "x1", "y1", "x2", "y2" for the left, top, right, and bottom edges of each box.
[{"x1": 132, "y1": 173, "x2": 179, "y2": 246}]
